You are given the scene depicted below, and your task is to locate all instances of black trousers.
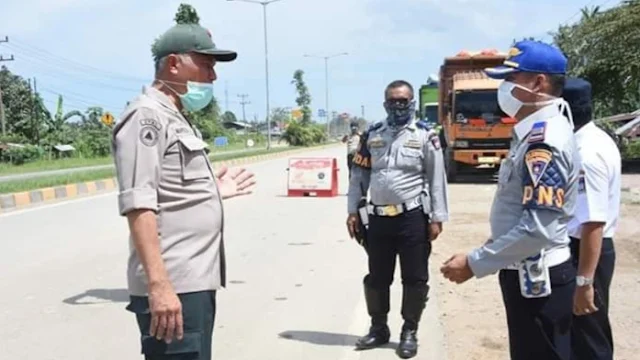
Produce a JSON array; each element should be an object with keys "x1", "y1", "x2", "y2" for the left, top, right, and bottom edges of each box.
[
  {"x1": 126, "y1": 291, "x2": 217, "y2": 360},
  {"x1": 365, "y1": 207, "x2": 431, "y2": 291},
  {"x1": 499, "y1": 259, "x2": 576, "y2": 360},
  {"x1": 570, "y1": 236, "x2": 616, "y2": 360}
]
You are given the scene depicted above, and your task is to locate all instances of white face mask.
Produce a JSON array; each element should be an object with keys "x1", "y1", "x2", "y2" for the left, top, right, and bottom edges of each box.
[{"x1": 497, "y1": 81, "x2": 574, "y2": 129}]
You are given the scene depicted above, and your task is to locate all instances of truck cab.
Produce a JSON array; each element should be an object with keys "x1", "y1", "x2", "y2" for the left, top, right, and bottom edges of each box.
[{"x1": 439, "y1": 50, "x2": 517, "y2": 181}]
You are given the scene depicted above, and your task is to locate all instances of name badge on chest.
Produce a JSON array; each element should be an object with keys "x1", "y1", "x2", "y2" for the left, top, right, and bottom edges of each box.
[
  {"x1": 403, "y1": 139, "x2": 422, "y2": 149},
  {"x1": 368, "y1": 135, "x2": 386, "y2": 149}
]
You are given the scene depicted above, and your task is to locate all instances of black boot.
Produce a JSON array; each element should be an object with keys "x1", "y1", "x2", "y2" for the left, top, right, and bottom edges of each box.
[
  {"x1": 396, "y1": 283, "x2": 429, "y2": 359},
  {"x1": 355, "y1": 283, "x2": 390, "y2": 350}
]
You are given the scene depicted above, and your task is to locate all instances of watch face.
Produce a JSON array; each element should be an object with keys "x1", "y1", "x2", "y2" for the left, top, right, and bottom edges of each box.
[{"x1": 577, "y1": 276, "x2": 591, "y2": 286}]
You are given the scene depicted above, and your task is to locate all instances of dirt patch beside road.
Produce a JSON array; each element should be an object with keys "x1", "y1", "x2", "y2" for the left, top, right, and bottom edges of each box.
[{"x1": 432, "y1": 182, "x2": 640, "y2": 360}]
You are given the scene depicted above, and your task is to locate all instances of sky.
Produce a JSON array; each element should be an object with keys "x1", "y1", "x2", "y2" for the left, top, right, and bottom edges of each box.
[{"x1": 0, "y1": 0, "x2": 618, "y2": 124}]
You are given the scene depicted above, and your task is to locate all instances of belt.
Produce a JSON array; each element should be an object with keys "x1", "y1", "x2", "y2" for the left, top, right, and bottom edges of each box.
[
  {"x1": 367, "y1": 196, "x2": 422, "y2": 217},
  {"x1": 504, "y1": 246, "x2": 571, "y2": 270}
]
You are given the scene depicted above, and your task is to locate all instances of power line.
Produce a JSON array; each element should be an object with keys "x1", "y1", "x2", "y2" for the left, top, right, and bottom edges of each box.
[{"x1": 237, "y1": 94, "x2": 250, "y2": 122}]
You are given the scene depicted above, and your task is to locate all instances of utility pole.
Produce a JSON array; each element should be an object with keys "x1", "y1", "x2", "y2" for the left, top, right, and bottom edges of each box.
[
  {"x1": 361, "y1": 105, "x2": 365, "y2": 120},
  {"x1": 303, "y1": 52, "x2": 348, "y2": 137},
  {"x1": 33, "y1": 77, "x2": 40, "y2": 144},
  {"x1": 237, "y1": 93, "x2": 250, "y2": 122},
  {"x1": 0, "y1": 36, "x2": 15, "y2": 137},
  {"x1": 224, "y1": 80, "x2": 229, "y2": 112},
  {"x1": 227, "y1": 0, "x2": 284, "y2": 150}
]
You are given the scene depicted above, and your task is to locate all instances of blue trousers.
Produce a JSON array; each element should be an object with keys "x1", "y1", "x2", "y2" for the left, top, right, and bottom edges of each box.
[
  {"x1": 499, "y1": 259, "x2": 576, "y2": 360},
  {"x1": 570, "y1": 237, "x2": 615, "y2": 360}
]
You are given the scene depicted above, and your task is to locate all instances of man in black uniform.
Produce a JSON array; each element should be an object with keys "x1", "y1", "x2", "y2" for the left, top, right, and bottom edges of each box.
[{"x1": 346, "y1": 80, "x2": 449, "y2": 359}]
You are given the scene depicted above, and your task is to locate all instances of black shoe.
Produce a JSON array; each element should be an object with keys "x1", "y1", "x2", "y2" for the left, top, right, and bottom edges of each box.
[
  {"x1": 356, "y1": 279, "x2": 391, "y2": 350},
  {"x1": 396, "y1": 284, "x2": 429, "y2": 359},
  {"x1": 355, "y1": 324, "x2": 390, "y2": 350},
  {"x1": 396, "y1": 329, "x2": 418, "y2": 358}
]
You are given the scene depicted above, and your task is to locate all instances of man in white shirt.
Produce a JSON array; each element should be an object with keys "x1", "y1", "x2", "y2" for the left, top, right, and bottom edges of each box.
[{"x1": 564, "y1": 78, "x2": 621, "y2": 360}]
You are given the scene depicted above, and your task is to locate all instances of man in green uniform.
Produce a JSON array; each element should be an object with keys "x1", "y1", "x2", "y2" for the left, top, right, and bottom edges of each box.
[{"x1": 112, "y1": 23, "x2": 255, "y2": 360}]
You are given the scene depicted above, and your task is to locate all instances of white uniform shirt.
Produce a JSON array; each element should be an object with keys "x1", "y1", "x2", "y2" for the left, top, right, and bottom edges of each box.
[{"x1": 568, "y1": 121, "x2": 621, "y2": 239}]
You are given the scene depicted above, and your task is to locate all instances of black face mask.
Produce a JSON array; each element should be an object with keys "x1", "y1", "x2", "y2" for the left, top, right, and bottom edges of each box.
[{"x1": 384, "y1": 98, "x2": 416, "y2": 127}]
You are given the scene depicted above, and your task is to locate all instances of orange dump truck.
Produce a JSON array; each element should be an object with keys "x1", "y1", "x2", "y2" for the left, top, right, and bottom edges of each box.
[{"x1": 438, "y1": 49, "x2": 517, "y2": 182}]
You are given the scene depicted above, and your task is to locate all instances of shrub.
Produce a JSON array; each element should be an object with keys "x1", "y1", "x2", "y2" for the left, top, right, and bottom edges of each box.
[
  {"x1": 281, "y1": 121, "x2": 327, "y2": 146},
  {"x1": 0, "y1": 144, "x2": 45, "y2": 165}
]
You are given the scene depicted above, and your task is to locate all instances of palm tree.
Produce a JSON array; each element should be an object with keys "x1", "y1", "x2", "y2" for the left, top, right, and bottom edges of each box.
[
  {"x1": 580, "y1": 5, "x2": 600, "y2": 20},
  {"x1": 46, "y1": 95, "x2": 85, "y2": 134}
]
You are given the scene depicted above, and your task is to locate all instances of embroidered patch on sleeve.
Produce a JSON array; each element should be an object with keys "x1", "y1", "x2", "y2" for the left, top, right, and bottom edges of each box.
[
  {"x1": 430, "y1": 136, "x2": 441, "y2": 150},
  {"x1": 578, "y1": 169, "x2": 586, "y2": 193},
  {"x1": 521, "y1": 144, "x2": 566, "y2": 212},
  {"x1": 527, "y1": 121, "x2": 546, "y2": 143},
  {"x1": 352, "y1": 132, "x2": 372, "y2": 169},
  {"x1": 524, "y1": 148, "x2": 552, "y2": 187}
]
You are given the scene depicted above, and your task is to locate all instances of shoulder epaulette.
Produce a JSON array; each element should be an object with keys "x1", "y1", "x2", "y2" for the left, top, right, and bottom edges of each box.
[
  {"x1": 367, "y1": 121, "x2": 383, "y2": 132},
  {"x1": 528, "y1": 121, "x2": 547, "y2": 143},
  {"x1": 416, "y1": 119, "x2": 431, "y2": 130}
]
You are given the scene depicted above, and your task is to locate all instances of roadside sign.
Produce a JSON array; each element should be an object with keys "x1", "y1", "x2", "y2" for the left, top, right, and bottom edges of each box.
[
  {"x1": 286, "y1": 157, "x2": 338, "y2": 197},
  {"x1": 101, "y1": 112, "x2": 114, "y2": 126},
  {"x1": 214, "y1": 136, "x2": 228, "y2": 147},
  {"x1": 318, "y1": 109, "x2": 326, "y2": 117},
  {"x1": 291, "y1": 108, "x2": 303, "y2": 120}
]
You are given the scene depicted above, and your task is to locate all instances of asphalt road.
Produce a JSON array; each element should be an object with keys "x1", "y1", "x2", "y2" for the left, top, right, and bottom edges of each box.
[{"x1": 0, "y1": 146, "x2": 446, "y2": 360}]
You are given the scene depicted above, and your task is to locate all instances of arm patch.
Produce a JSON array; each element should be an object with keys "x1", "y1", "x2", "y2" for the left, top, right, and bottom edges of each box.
[
  {"x1": 352, "y1": 131, "x2": 372, "y2": 169},
  {"x1": 521, "y1": 143, "x2": 566, "y2": 211},
  {"x1": 352, "y1": 122, "x2": 383, "y2": 169}
]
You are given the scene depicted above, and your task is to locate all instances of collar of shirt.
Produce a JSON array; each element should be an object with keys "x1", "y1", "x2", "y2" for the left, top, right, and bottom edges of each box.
[
  {"x1": 144, "y1": 86, "x2": 183, "y2": 116},
  {"x1": 575, "y1": 121, "x2": 596, "y2": 141},
  {"x1": 513, "y1": 103, "x2": 562, "y2": 139},
  {"x1": 382, "y1": 118, "x2": 418, "y2": 132}
]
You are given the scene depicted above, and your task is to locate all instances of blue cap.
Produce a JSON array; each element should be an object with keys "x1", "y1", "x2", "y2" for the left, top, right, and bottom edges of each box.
[
  {"x1": 562, "y1": 78, "x2": 592, "y2": 126},
  {"x1": 484, "y1": 40, "x2": 568, "y2": 79}
]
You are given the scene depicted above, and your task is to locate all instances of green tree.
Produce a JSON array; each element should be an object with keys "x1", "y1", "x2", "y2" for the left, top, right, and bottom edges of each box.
[
  {"x1": 553, "y1": 0, "x2": 640, "y2": 116},
  {"x1": 0, "y1": 66, "x2": 46, "y2": 142},
  {"x1": 291, "y1": 70, "x2": 312, "y2": 124},
  {"x1": 221, "y1": 111, "x2": 237, "y2": 123},
  {"x1": 174, "y1": 3, "x2": 200, "y2": 24},
  {"x1": 152, "y1": 3, "x2": 201, "y2": 60}
]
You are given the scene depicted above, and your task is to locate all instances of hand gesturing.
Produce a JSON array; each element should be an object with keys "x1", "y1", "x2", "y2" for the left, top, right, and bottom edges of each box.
[{"x1": 215, "y1": 166, "x2": 256, "y2": 200}]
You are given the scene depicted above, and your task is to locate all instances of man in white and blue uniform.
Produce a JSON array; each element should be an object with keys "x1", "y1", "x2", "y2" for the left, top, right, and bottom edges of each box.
[
  {"x1": 564, "y1": 78, "x2": 621, "y2": 360},
  {"x1": 347, "y1": 80, "x2": 449, "y2": 359},
  {"x1": 440, "y1": 40, "x2": 580, "y2": 360}
]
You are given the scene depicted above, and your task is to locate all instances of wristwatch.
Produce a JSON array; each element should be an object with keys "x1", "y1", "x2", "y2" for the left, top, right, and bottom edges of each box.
[{"x1": 576, "y1": 276, "x2": 594, "y2": 287}]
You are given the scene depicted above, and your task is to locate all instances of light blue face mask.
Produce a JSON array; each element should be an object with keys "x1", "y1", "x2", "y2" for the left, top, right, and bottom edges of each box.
[{"x1": 178, "y1": 81, "x2": 214, "y2": 112}]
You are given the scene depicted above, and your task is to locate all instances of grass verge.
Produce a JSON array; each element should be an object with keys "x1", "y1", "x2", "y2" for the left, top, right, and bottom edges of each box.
[
  {"x1": 0, "y1": 156, "x2": 114, "y2": 176},
  {"x1": 0, "y1": 143, "x2": 267, "y2": 176},
  {"x1": 0, "y1": 144, "x2": 322, "y2": 195}
]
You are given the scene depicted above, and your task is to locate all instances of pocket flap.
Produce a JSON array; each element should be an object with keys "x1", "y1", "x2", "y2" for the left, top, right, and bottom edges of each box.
[{"x1": 178, "y1": 135, "x2": 208, "y2": 152}]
